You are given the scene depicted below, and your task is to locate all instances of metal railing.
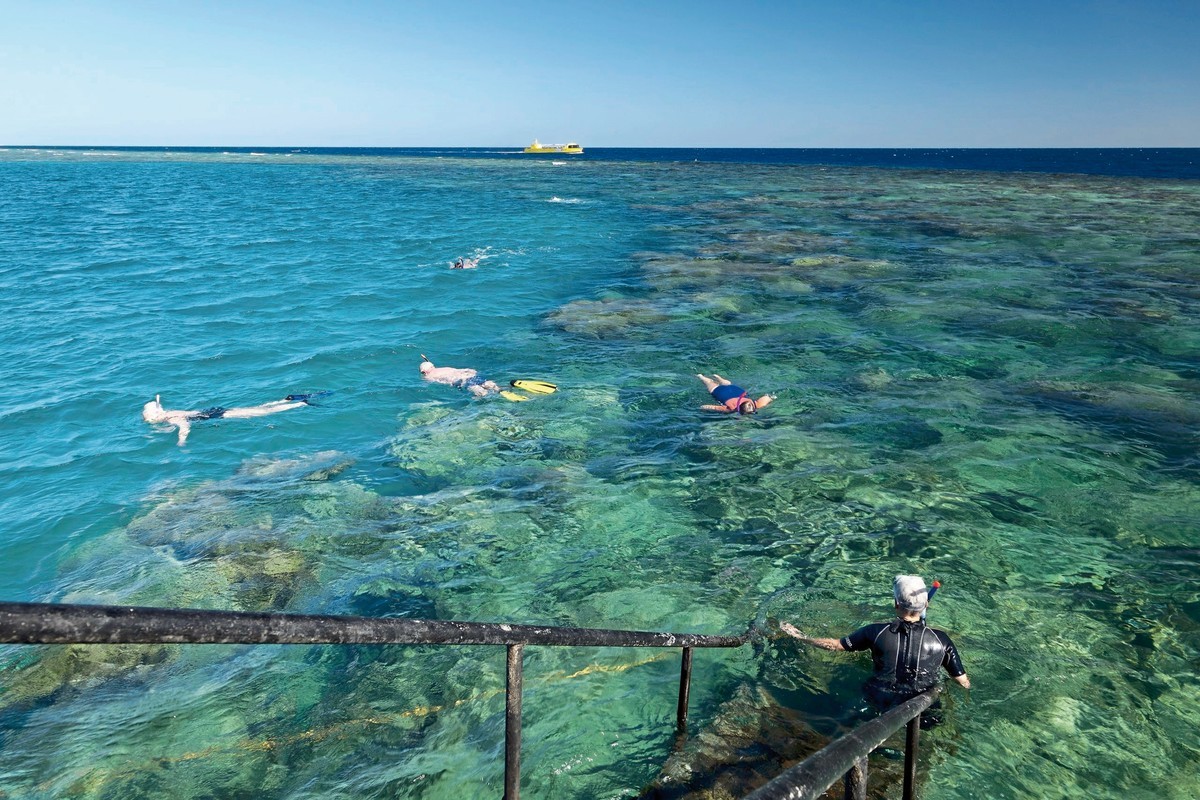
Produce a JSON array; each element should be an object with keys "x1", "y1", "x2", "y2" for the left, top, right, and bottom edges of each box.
[
  {"x1": 0, "y1": 601, "x2": 749, "y2": 800},
  {"x1": 744, "y1": 686, "x2": 943, "y2": 800}
]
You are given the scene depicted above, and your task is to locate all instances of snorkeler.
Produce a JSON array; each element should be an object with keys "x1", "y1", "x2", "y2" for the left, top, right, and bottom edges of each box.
[
  {"x1": 696, "y1": 373, "x2": 776, "y2": 414},
  {"x1": 451, "y1": 257, "x2": 478, "y2": 269},
  {"x1": 142, "y1": 394, "x2": 312, "y2": 446},
  {"x1": 780, "y1": 575, "x2": 970, "y2": 726},
  {"x1": 419, "y1": 356, "x2": 499, "y2": 397}
]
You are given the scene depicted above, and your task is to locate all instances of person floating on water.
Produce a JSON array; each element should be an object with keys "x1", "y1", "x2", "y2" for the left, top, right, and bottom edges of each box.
[
  {"x1": 780, "y1": 575, "x2": 970, "y2": 726},
  {"x1": 696, "y1": 373, "x2": 775, "y2": 414},
  {"x1": 142, "y1": 393, "x2": 315, "y2": 446},
  {"x1": 451, "y1": 257, "x2": 477, "y2": 269},
  {"x1": 419, "y1": 355, "x2": 499, "y2": 397}
]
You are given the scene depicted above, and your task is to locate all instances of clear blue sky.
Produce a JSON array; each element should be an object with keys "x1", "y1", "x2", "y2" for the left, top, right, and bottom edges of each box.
[{"x1": 2, "y1": 0, "x2": 1197, "y2": 147}]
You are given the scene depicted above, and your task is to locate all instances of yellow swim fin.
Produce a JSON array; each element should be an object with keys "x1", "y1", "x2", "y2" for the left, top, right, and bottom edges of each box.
[
  {"x1": 510, "y1": 379, "x2": 557, "y2": 395},
  {"x1": 499, "y1": 390, "x2": 530, "y2": 402}
]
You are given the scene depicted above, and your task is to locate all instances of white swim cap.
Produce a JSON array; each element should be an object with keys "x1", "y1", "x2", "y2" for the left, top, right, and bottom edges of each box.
[
  {"x1": 142, "y1": 397, "x2": 165, "y2": 422},
  {"x1": 419, "y1": 361, "x2": 435, "y2": 373},
  {"x1": 893, "y1": 575, "x2": 928, "y2": 611}
]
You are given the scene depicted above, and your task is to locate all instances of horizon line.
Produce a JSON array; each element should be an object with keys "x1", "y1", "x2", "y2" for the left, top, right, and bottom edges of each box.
[{"x1": 4, "y1": 144, "x2": 1198, "y2": 151}]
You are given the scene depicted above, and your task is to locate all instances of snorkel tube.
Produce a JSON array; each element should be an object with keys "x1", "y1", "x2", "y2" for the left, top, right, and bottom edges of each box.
[{"x1": 920, "y1": 580, "x2": 941, "y2": 621}]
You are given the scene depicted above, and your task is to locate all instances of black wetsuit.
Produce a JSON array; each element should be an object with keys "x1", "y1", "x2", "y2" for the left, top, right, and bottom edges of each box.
[{"x1": 840, "y1": 619, "x2": 965, "y2": 711}]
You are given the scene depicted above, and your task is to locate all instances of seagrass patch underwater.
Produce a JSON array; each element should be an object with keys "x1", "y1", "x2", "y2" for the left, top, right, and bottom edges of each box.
[{"x1": 0, "y1": 149, "x2": 1197, "y2": 798}]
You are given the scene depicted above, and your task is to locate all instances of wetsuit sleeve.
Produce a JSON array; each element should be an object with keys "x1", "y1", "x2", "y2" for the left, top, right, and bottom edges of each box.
[
  {"x1": 937, "y1": 631, "x2": 966, "y2": 677},
  {"x1": 840, "y1": 624, "x2": 880, "y2": 652}
]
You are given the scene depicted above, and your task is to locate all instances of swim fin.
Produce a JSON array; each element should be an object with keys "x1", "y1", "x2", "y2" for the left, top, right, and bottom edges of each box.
[
  {"x1": 510, "y1": 380, "x2": 557, "y2": 395},
  {"x1": 499, "y1": 391, "x2": 530, "y2": 402}
]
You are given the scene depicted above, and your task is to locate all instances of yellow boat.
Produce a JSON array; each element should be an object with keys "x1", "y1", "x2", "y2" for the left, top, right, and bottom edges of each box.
[{"x1": 523, "y1": 139, "x2": 583, "y2": 154}]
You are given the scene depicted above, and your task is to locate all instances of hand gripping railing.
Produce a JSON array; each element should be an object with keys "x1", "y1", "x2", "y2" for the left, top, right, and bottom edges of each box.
[
  {"x1": 744, "y1": 685, "x2": 943, "y2": 800},
  {"x1": 0, "y1": 601, "x2": 748, "y2": 800}
]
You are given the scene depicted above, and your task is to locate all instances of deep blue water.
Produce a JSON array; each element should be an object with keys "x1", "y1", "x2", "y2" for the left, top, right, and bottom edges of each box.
[{"x1": 18, "y1": 145, "x2": 1200, "y2": 180}]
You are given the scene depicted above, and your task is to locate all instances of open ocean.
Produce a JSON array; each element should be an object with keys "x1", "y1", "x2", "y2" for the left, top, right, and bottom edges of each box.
[{"x1": 0, "y1": 147, "x2": 1197, "y2": 799}]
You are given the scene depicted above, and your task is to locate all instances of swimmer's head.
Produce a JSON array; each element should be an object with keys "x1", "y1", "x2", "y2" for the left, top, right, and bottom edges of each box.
[
  {"x1": 419, "y1": 361, "x2": 435, "y2": 375},
  {"x1": 893, "y1": 575, "x2": 928, "y2": 613},
  {"x1": 738, "y1": 398, "x2": 757, "y2": 415},
  {"x1": 142, "y1": 395, "x2": 166, "y2": 423}
]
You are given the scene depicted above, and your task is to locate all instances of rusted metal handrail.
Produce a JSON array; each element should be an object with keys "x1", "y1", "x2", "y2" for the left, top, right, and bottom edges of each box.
[
  {"x1": 0, "y1": 601, "x2": 748, "y2": 648},
  {"x1": 0, "y1": 601, "x2": 748, "y2": 800},
  {"x1": 743, "y1": 686, "x2": 943, "y2": 800}
]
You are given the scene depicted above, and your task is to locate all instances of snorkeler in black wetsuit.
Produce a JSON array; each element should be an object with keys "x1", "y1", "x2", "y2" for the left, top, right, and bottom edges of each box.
[
  {"x1": 841, "y1": 618, "x2": 966, "y2": 711},
  {"x1": 780, "y1": 575, "x2": 970, "y2": 724}
]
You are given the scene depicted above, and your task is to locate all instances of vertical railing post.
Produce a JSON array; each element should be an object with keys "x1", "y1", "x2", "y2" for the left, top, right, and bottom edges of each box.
[
  {"x1": 505, "y1": 644, "x2": 524, "y2": 800},
  {"x1": 676, "y1": 646, "x2": 693, "y2": 731},
  {"x1": 843, "y1": 754, "x2": 867, "y2": 800},
  {"x1": 903, "y1": 716, "x2": 920, "y2": 800}
]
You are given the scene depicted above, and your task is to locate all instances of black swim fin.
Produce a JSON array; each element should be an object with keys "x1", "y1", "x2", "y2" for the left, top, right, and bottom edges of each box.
[{"x1": 286, "y1": 391, "x2": 333, "y2": 405}]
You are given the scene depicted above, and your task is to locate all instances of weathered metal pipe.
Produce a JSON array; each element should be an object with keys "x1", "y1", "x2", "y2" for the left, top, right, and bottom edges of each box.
[
  {"x1": 0, "y1": 602, "x2": 749, "y2": 648},
  {"x1": 903, "y1": 716, "x2": 921, "y2": 800},
  {"x1": 844, "y1": 755, "x2": 867, "y2": 800},
  {"x1": 743, "y1": 687, "x2": 942, "y2": 800},
  {"x1": 676, "y1": 646, "x2": 693, "y2": 731},
  {"x1": 505, "y1": 644, "x2": 524, "y2": 800}
]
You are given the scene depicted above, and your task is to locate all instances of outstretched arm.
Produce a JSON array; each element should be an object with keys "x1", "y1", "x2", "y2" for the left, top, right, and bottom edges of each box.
[
  {"x1": 755, "y1": 393, "x2": 776, "y2": 410},
  {"x1": 780, "y1": 621, "x2": 846, "y2": 651},
  {"x1": 700, "y1": 404, "x2": 733, "y2": 413},
  {"x1": 175, "y1": 418, "x2": 191, "y2": 446}
]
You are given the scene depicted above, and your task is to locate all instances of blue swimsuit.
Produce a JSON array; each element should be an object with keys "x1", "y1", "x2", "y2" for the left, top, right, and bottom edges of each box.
[{"x1": 711, "y1": 384, "x2": 748, "y2": 410}]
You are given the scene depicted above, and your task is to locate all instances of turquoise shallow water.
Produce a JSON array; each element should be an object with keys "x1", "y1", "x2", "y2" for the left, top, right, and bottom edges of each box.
[{"x1": 0, "y1": 148, "x2": 1198, "y2": 798}]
